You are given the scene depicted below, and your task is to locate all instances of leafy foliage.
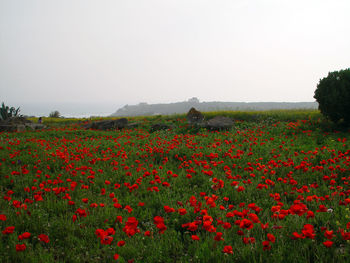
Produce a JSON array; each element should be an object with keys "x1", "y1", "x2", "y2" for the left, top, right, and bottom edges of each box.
[
  {"x1": 49, "y1": 110, "x2": 60, "y2": 118},
  {"x1": 314, "y1": 68, "x2": 350, "y2": 125},
  {"x1": 0, "y1": 102, "x2": 21, "y2": 121}
]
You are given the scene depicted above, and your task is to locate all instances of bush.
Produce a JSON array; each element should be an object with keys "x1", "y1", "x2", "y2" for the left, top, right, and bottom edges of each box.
[
  {"x1": 49, "y1": 110, "x2": 60, "y2": 118},
  {"x1": 314, "y1": 68, "x2": 350, "y2": 124},
  {"x1": 0, "y1": 102, "x2": 21, "y2": 121}
]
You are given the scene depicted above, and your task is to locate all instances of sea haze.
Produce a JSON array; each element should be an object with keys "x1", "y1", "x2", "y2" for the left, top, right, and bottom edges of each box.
[{"x1": 19, "y1": 102, "x2": 122, "y2": 118}]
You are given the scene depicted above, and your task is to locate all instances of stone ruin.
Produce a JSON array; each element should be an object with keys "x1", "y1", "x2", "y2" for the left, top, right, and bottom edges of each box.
[{"x1": 0, "y1": 117, "x2": 46, "y2": 132}]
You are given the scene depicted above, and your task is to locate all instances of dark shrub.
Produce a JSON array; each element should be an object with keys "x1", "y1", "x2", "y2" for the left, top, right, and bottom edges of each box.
[
  {"x1": 49, "y1": 110, "x2": 60, "y2": 118},
  {"x1": 314, "y1": 68, "x2": 350, "y2": 124},
  {"x1": 0, "y1": 102, "x2": 21, "y2": 121}
]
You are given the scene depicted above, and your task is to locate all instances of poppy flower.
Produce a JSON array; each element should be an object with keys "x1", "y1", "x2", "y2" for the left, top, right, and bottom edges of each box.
[
  {"x1": 191, "y1": 235, "x2": 200, "y2": 241},
  {"x1": 222, "y1": 245, "x2": 233, "y2": 254},
  {"x1": 117, "y1": 240, "x2": 125, "y2": 247},
  {"x1": 16, "y1": 244, "x2": 26, "y2": 252},
  {"x1": 113, "y1": 253, "x2": 119, "y2": 260},
  {"x1": 101, "y1": 236, "x2": 113, "y2": 245},
  {"x1": 214, "y1": 232, "x2": 224, "y2": 241},
  {"x1": 156, "y1": 223, "x2": 167, "y2": 234},
  {"x1": 2, "y1": 226, "x2": 15, "y2": 235},
  {"x1": 222, "y1": 222, "x2": 232, "y2": 229},
  {"x1": 262, "y1": 240, "x2": 271, "y2": 251},
  {"x1": 178, "y1": 208, "x2": 187, "y2": 215},
  {"x1": 38, "y1": 234, "x2": 50, "y2": 243},
  {"x1": 164, "y1": 206, "x2": 175, "y2": 213},
  {"x1": 323, "y1": 240, "x2": 333, "y2": 247},
  {"x1": 239, "y1": 219, "x2": 254, "y2": 230},
  {"x1": 324, "y1": 230, "x2": 334, "y2": 240},
  {"x1": 18, "y1": 232, "x2": 31, "y2": 240},
  {"x1": 243, "y1": 237, "x2": 256, "y2": 244},
  {"x1": 267, "y1": 233, "x2": 276, "y2": 243}
]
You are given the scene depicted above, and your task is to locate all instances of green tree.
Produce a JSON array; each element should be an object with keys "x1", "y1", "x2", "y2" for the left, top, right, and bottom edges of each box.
[
  {"x1": 314, "y1": 68, "x2": 350, "y2": 125},
  {"x1": 49, "y1": 110, "x2": 60, "y2": 118}
]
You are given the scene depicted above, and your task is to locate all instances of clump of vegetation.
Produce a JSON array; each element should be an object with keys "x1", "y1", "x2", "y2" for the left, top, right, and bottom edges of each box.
[
  {"x1": 0, "y1": 102, "x2": 21, "y2": 121},
  {"x1": 314, "y1": 68, "x2": 350, "y2": 125},
  {"x1": 49, "y1": 110, "x2": 60, "y2": 118}
]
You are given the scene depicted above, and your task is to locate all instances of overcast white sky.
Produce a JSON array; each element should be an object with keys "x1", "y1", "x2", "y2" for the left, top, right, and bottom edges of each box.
[{"x1": 1, "y1": 0, "x2": 349, "y2": 116}]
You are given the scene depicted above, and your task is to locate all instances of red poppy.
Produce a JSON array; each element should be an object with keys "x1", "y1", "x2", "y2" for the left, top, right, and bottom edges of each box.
[
  {"x1": 164, "y1": 206, "x2": 175, "y2": 213},
  {"x1": 38, "y1": 234, "x2": 50, "y2": 243},
  {"x1": 214, "y1": 232, "x2": 224, "y2": 241},
  {"x1": 101, "y1": 236, "x2": 113, "y2": 245},
  {"x1": 191, "y1": 235, "x2": 200, "y2": 241},
  {"x1": 117, "y1": 240, "x2": 125, "y2": 247},
  {"x1": 222, "y1": 245, "x2": 233, "y2": 254},
  {"x1": 267, "y1": 233, "x2": 276, "y2": 243},
  {"x1": 262, "y1": 240, "x2": 271, "y2": 251},
  {"x1": 243, "y1": 237, "x2": 256, "y2": 244},
  {"x1": 2, "y1": 226, "x2": 15, "y2": 235},
  {"x1": 178, "y1": 208, "x2": 187, "y2": 215},
  {"x1": 16, "y1": 244, "x2": 26, "y2": 252},
  {"x1": 239, "y1": 219, "x2": 254, "y2": 230},
  {"x1": 324, "y1": 230, "x2": 334, "y2": 240},
  {"x1": 323, "y1": 240, "x2": 333, "y2": 248},
  {"x1": 18, "y1": 232, "x2": 31, "y2": 240}
]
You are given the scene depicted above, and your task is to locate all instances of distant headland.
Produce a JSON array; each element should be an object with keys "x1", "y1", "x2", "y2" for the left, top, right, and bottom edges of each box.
[{"x1": 111, "y1": 98, "x2": 318, "y2": 117}]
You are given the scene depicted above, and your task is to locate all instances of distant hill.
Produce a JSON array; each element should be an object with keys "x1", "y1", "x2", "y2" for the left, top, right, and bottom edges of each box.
[{"x1": 111, "y1": 98, "x2": 318, "y2": 117}]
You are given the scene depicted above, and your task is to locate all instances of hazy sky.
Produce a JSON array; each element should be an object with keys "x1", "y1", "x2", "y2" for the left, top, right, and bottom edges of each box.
[{"x1": 1, "y1": 0, "x2": 349, "y2": 115}]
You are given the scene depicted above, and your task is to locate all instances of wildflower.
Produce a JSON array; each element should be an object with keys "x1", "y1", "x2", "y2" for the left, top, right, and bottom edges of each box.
[
  {"x1": 101, "y1": 236, "x2": 113, "y2": 245},
  {"x1": 2, "y1": 226, "x2": 15, "y2": 235},
  {"x1": 324, "y1": 230, "x2": 334, "y2": 239},
  {"x1": 178, "y1": 208, "x2": 187, "y2": 215},
  {"x1": 38, "y1": 234, "x2": 50, "y2": 243},
  {"x1": 164, "y1": 206, "x2": 175, "y2": 213},
  {"x1": 18, "y1": 232, "x2": 31, "y2": 240},
  {"x1": 191, "y1": 235, "x2": 200, "y2": 241},
  {"x1": 117, "y1": 240, "x2": 126, "y2": 247},
  {"x1": 242, "y1": 237, "x2": 256, "y2": 244},
  {"x1": 239, "y1": 219, "x2": 254, "y2": 230},
  {"x1": 262, "y1": 240, "x2": 271, "y2": 251},
  {"x1": 267, "y1": 233, "x2": 276, "y2": 243},
  {"x1": 16, "y1": 244, "x2": 26, "y2": 252},
  {"x1": 222, "y1": 245, "x2": 233, "y2": 254},
  {"x1": 214, "y1": 232, "x2": 224, "y2": 241},
  {"x1": 323, "y1": 240, "x2": 333, "y2": 247}
]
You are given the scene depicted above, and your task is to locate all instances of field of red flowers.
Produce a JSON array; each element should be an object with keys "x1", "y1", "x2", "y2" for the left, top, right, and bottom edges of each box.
[{"x1": 0, "y1": 117, "x2": 349, "y2": 262}]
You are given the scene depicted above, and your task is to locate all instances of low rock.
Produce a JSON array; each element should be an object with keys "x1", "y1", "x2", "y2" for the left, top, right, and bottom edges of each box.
[
  {"x1": 126, "y1": 122, "x2": 140, "y2": 129},
  {"x1": 187, "y1": 108, "x2": 204, "y2": 124},
  {"x1": 25, "y1": 123, "x2": 47, "y2": 130},
  {"x1": 150, "y1": 123, "x2": 171, "y2": 132},
  {"x1": 84, "y1": 118, "x2": 128, "y2": 130},
  {"x1": 205, "y1": 116, "x2": 234, "y2": 130},
  {"x1": 0, "y1": 116, "x2": 46, "y2": 132}
]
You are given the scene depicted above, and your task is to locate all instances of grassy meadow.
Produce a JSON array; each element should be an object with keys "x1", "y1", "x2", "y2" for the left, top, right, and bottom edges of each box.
[{"x1": 1, "y1": 110, "x2": 350, "y2": 262}]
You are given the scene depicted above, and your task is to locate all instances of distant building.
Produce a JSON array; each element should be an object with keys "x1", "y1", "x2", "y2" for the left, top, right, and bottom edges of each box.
[{"x1": 188, "y1": 97, "x2": 200, "y2": 103}]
